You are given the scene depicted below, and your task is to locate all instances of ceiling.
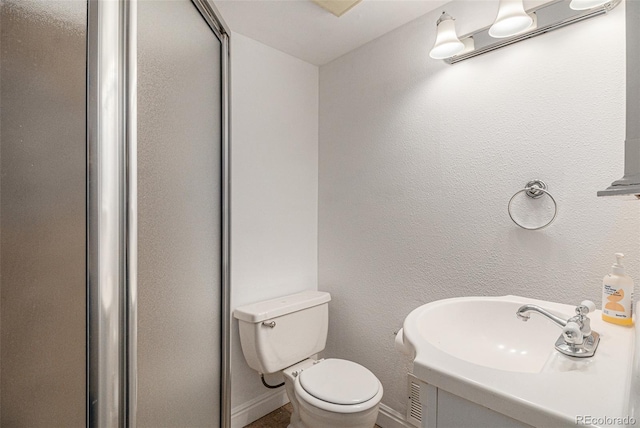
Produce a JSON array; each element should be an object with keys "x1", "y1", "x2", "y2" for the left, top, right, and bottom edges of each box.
[{"x1": 213, "y1": 0, "x2": 449, "y2": 65}]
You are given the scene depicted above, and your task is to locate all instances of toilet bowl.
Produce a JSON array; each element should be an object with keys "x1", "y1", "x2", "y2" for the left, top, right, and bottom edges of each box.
[
  {"x1": 283, "y1": 358, "x2": 383, "y2": 428},
  {"x1": 233, "y1": 291, "x2": 383, "y2": 428}
]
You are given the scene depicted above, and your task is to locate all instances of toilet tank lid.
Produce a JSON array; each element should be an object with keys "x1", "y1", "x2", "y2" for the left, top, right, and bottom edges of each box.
[{"x1": 233, "y1": 291, "x2": 331, "y2": 323}]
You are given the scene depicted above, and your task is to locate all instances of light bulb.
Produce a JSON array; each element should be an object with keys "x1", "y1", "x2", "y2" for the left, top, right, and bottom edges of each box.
[
  {"x1": 489, "y1": 0, "x2": 534, "y2": 39},
  {"x1": 429, "y1": 13, "x2": 465, "y2": 60},
  {"x1": 570, "y1": 0, "x2": 609, "y2": 10}
]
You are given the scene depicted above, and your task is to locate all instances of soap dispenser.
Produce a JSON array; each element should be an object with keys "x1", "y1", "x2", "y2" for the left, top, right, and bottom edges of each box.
[{"x1": 602, "y1": 253, "x2": 634, "y2": 326}]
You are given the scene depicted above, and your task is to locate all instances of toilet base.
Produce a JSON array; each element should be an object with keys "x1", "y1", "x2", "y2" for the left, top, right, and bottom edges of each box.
[
  {"x1": 286, "y1": 400, "x2": 379, "y2": 428},
  {"x1": 297, "y1": 397, "x2": 380, "y2": 428}
]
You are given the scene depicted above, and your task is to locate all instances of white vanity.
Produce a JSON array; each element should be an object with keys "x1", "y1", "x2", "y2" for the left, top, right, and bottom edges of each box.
[{"x1": 399, "y1": 296, "x2": 636, "y2": 428}]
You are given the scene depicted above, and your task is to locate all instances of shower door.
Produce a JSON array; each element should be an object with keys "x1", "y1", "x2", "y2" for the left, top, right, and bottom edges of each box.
[
  {"x1": 0, "y1": 1, "x2": 87, "y2": 425},
  {"x1": 0, "y1": 0, "x2": 230, "y2": 426},
  {"x1": 136, "y1": 0, "x2": 226, "y2": 426}
]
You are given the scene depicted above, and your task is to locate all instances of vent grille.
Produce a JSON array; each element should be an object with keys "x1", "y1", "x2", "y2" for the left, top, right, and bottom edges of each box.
[{"x1": 407, "y1": 374, "x2": 422, "y2": 427}]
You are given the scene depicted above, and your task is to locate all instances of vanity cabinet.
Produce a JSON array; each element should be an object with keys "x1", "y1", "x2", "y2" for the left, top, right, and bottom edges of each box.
[{"x1": 418, "y1": 381, "x2": 533, "y2": 428}]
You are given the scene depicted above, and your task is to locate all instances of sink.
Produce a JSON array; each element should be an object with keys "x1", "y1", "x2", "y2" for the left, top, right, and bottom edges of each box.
[
  {"x1": 401, "y1": 295, "x2": 636, "y2": 427},
  {"x1": 410, "y1": 298, "x2": 561, "y2": 373}
]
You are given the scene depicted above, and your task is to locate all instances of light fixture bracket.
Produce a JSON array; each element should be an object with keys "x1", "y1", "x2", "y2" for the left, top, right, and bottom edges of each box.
[
  {"x1": 445, "y1": 0, "x2": 621, "y2": 64},
  {"x1": 436, "y1": 12, "x2": 454, "y2": 26}
]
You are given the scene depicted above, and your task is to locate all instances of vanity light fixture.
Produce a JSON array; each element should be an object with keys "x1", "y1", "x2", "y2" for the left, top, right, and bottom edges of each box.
[
  {"x1": 429, "y1": 12, "x2": 474, "y2": 60},
  {"x1": 489, "y1": 0, "x2": 536, "y2": 38},
  {"x1": 570, "y1": 0, "x2": 611, "y2": 10},
  {"x1": 431, "y1": 0, "x2": 622, "y2": 64},
  {"x1": 429, "y1": 13, "x2": 464, "y2": 59}
]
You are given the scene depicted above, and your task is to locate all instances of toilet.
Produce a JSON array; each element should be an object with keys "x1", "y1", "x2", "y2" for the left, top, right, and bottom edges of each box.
[{"x1": 234, "y1": 291, "x2": 383, "y2": 428}]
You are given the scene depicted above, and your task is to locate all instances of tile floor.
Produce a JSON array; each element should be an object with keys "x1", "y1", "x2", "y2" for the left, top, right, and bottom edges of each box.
[{"x1": 244, "y1": 403, "x2": 382, "y2": 428}]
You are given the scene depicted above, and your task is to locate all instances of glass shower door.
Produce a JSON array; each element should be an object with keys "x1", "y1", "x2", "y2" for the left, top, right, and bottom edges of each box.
[
  {"x1": 137, "y1": 1, "x2": 222, "y2": 426},
  {"x1": 0, "y1": 2, "x2": 87, "y2": 425},
  {"x1": 0, "y1": 0, "x2": 228, "y2": 425}
]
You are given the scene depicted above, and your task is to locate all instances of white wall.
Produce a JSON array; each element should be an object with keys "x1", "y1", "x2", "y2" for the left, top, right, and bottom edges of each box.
[
  {"x1": 230, "y1": 32, "x2": 319, "y2": 426},
  {"x1": 318, "y1": 1, "x2": 640, "y2": 422}
]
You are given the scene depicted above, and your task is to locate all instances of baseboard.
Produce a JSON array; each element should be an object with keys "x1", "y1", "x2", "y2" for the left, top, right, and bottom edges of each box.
[
  {"x1": 377, "y1": 403, "x2": 415, "y2": 428},
  {"x1": 231, "y1": 388, "x2": 289, "y2": 428}
]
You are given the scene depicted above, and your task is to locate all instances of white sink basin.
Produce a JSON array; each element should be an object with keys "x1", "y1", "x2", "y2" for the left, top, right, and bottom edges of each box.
[
  {"x1": 411, "y1": 298, "x2": 561, "y2": 373},
  {"x1": 401, "y1": 295, "x2": 636, "y2": 427}
]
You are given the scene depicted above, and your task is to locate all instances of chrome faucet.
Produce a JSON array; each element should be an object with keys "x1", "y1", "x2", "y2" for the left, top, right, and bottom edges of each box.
[{"x1": 516, "y1": 300, "x2": 600, "y2": 358}]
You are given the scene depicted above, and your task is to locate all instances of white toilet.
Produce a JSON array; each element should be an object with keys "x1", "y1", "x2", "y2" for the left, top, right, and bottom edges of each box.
[{"x1": 234, "y1": 291, "x2": 383, "y2": 428}]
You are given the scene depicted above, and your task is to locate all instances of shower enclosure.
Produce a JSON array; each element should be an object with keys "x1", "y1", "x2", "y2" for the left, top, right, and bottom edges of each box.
[{"x1": 0, "y1": 0, "x2": 230, "y2": 426}]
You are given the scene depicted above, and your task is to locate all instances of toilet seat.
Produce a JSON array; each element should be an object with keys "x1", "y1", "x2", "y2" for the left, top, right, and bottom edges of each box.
[
  {"x1": 300, "y1": 359, "x2": 379, "y2": 405},
  {"x1": 294, "y1": 359, "x2": 383, "y2": 414}
]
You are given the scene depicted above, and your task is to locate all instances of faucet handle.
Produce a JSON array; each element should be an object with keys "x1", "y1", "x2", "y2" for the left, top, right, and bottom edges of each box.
[
  {"x1": 577, "y1": 300, "x2": 596, "y2": 315},
  {"x1": 563, "y1": 321, "x2": 584, "y2": 345}
]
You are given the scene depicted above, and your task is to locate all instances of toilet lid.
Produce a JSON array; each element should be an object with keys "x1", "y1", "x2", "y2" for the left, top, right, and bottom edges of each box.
[{"x1": 298, "y1": 359, "x2": 380, "y2": 405}]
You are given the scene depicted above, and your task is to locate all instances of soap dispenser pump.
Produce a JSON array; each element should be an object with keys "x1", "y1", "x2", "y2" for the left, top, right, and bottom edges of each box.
[{"x1": 602, "y1": 253, "x2": 634, "y2": 326}]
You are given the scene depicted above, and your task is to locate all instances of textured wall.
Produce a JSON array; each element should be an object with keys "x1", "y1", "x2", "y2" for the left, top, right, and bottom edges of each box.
[
  {"x1": 230, "y1": 32, "x2": 319, "y2": 424},
  {"x1": 319, "y1": 1, "x2": 639, "y2": 419}
]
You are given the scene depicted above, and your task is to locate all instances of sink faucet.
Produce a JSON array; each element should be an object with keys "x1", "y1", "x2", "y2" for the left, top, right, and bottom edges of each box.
[
  {"x1": 516, "y1": 300, "x2": 600, "y2": 358},
  {"x1": 516, "y1": 304, "x2": 568, "y2": 328}
]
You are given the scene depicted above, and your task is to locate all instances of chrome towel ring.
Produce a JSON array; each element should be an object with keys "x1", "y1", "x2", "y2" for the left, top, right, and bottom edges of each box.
[{"x1": 508, "y1": 180, "x2": 558, "y2": 230}]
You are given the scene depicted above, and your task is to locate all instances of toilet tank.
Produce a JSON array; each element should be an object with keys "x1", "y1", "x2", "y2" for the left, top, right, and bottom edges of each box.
[{"x1": 234, "y1": 291, "x2": 331, "y2": 374}]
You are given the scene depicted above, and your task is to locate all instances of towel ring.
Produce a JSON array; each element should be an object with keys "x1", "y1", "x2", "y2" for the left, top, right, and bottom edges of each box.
[{"x1": 508, "y1": 180, "x2": 557, "y2": 230}]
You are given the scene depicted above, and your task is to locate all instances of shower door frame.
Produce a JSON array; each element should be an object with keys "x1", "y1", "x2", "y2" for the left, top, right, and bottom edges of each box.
[{"x1": 86, "y1": 0, "x2": 231, "y2": 426}]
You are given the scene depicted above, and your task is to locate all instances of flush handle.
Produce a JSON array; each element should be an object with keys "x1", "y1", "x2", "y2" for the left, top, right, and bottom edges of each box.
[{"x1": 262, "y1": 321, "x2": 276, "y2": 328}]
